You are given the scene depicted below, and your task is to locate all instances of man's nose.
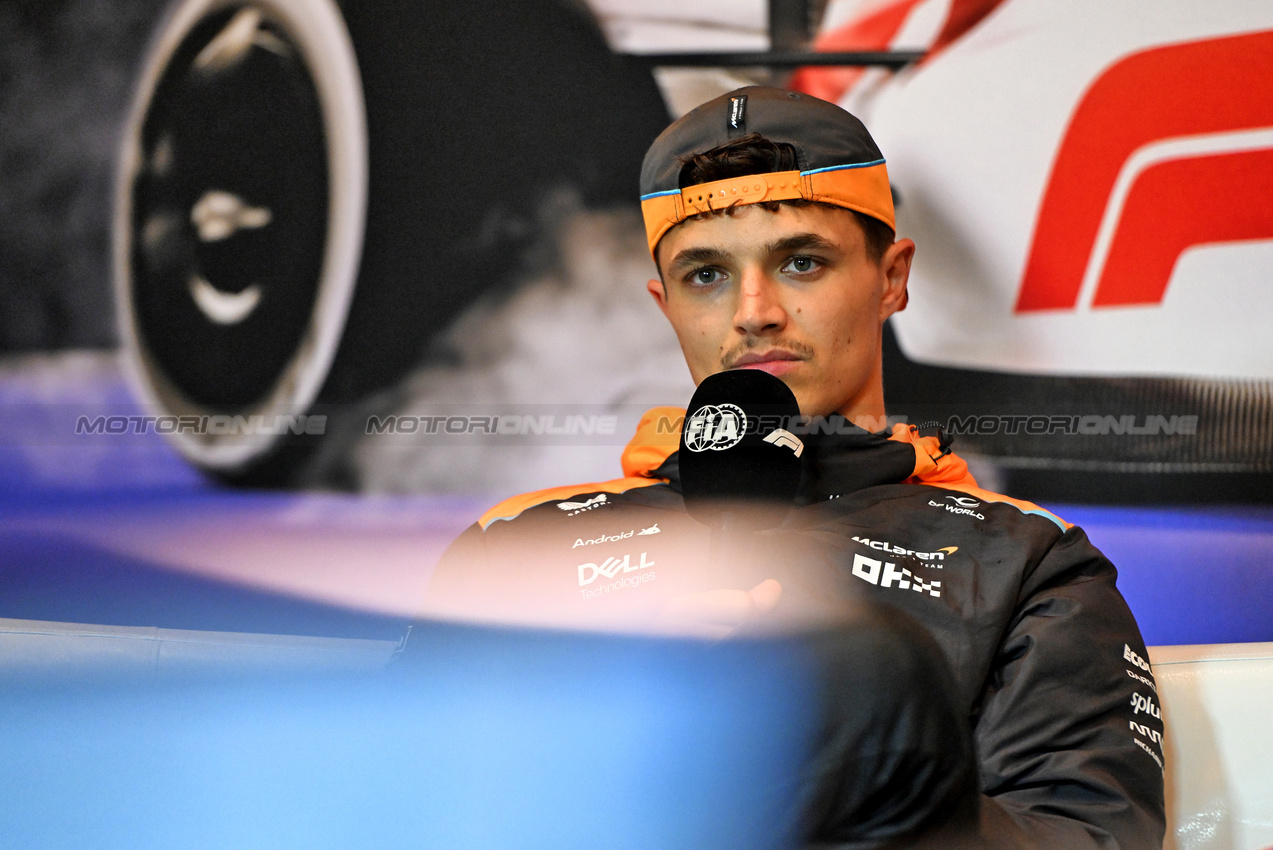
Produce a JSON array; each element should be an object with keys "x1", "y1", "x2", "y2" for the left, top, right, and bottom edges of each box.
[{"x1": 733, "y1": 270, "x2": 788, "y2": 336}]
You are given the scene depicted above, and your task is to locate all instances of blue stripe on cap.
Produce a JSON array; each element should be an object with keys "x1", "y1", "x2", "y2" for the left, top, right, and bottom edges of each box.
[{"x1": 801, "y1": 159, "x2": 886, "y2": 176}]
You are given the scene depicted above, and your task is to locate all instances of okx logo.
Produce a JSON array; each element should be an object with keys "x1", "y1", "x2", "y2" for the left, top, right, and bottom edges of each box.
[
  {"x1": 578, "y1": 552, "x2": 655, "y2": 586},
  {"x1": 851, "y1": 553, "x2": 942, "y2": 598}
]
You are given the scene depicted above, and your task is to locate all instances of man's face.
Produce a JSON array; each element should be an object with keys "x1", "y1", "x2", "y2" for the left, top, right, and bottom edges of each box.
[{"x1": 648, "y1": 203, "x2": 913, "y2": 421}]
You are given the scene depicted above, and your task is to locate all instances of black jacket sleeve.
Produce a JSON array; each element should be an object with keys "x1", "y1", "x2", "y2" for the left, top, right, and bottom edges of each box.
[{"x1": 974, "y1": 526, "x2": 1166, "y2": 849}]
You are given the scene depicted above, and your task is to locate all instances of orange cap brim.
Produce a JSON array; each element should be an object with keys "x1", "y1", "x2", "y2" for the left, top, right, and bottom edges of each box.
[{"x1": 640, "y1": 163, "x2": 894, "y2": 259}]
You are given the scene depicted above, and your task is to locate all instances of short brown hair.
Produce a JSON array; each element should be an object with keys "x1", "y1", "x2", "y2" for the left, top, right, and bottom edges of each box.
[{"x1": 677, "y1": 133, "x2": 894, "y2": 263}]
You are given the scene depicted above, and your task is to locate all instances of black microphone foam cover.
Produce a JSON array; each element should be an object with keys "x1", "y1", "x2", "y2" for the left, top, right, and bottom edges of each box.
[{"x1": 678, "y1": 369, "x2": 805, "y2": 529}]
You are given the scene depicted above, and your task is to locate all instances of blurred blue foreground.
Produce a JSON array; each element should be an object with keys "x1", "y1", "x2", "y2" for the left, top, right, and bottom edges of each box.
[{"x1": 1, "y1": 623, "x2": 816, "y2": 850}]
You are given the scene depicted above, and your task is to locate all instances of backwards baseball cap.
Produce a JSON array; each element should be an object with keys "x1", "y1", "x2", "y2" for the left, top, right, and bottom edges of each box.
[{"x1": 639, "y1": 86, "x2": 894, "y2": 258}]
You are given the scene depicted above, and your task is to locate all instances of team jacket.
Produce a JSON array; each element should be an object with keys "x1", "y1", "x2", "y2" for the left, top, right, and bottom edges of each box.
[{"x1": 424, "y1": 407, "x2": 1167, "y2": 849}]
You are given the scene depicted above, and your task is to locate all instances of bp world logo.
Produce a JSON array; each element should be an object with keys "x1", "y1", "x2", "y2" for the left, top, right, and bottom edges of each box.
[
  {"x1": 945, "y1": 496, "x2": 981, "y2": 509},
  {"x1": 683, "y1": 404, "x2": 747, "y2": 452},
  {"x1": 929, "y1": 494, "x2": 986, "y2": 520}
]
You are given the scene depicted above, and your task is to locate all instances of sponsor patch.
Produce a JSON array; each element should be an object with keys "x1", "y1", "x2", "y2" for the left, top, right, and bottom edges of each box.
[
  {"x1": 851, "y1": 553, "x2": 942, "y2": 598},
  {"x1": 579, "y1": 571, "x2": 657, "y2": 601},
  {"x1": 577, "y1": 552, "x2": 655, "y2": 586},
  {"x1": 1125, "y1": 668, "x2": 1157, "y2": 693},
  {"x1": 556, "y1": 494, "x2": 608, "y2": 516},
  {"x1": 572, "y1": 522, "x2": 662, "y2": 548},
  {"x1": 851, "y1": 536, "x2": 955, "y2": 565},
  {"x1": 1123, "y1": 644, "x2": 1153, "y2": 674},
  {"x1": 1130, "y1": 692, "x2": 1161, "y2": 719},
  {"x1": 572, "y1": 529, "x2": 634, "y2": 549},
  {"x1": 929, "y1": 496, "x2": 986, "y2": 520},
  {"x1": 729, "y1": 94, "x2": 747, "y2": 132},
  {"x1": 1129, "y1": 720, "x2": 1163, "y2": 748}
]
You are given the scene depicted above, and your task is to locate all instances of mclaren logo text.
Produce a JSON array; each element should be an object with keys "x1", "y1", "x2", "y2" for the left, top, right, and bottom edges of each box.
[{"x1": 851, "y1": 536, "x2": 956, "y2": 565}]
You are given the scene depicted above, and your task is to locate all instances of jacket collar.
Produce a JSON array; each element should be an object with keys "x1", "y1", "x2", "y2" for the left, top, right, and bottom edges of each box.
[{"x1": 627, "y1": 407, "x2": 974, "y2": 501}]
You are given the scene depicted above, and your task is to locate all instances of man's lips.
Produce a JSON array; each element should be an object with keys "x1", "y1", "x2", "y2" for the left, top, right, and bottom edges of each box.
[{"x1": 728, "y1": 350, "x2": 803, "y2": 376}]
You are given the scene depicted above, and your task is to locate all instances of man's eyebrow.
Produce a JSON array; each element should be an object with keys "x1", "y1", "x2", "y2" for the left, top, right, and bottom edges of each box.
[
  {"x1": 665, "y1": 233, "x2": 840, "y2": 276},
  {"x1": 764, "y1": 233, "x2": 839, "y2": 255},
  {"x1": 666, "y1": 246, "x2": 732, "y2": 276}
]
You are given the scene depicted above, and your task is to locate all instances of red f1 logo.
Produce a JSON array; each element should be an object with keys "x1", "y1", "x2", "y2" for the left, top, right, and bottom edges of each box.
[{"x1": 1015, "y1": 29, "x2": 1273, "y2": 312}]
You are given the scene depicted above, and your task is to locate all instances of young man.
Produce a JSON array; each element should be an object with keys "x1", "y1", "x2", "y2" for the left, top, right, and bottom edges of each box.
[{"x1": 420, "y1": 87, "x2": 1166, "y2": 848}]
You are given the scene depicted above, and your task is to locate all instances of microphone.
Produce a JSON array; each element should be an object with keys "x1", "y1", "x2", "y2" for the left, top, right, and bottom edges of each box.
[{"x1": 678, "y1": 369, "x2": 805, "y2": 535}]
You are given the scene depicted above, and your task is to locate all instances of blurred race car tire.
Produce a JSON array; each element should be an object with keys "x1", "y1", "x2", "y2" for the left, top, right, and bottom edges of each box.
[{"x1": 115, "y1": 0, "x2": 669, "y2": 485}]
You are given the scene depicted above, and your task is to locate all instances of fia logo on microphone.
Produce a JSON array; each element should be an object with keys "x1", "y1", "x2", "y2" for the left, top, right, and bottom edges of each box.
[{"x1": 684, "y1": 404, "x2": 746, "y2": 452}]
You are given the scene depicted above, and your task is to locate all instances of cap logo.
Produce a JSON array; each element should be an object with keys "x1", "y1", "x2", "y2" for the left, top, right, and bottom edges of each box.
[{"x1": 728, "y1": 95, "x2": 747, "y2": 134}]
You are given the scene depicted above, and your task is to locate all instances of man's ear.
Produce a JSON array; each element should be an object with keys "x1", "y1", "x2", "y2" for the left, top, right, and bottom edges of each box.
[
  {"x1": 647, "y1": 277, "x2": 670, "y2": 316},
  {"x1": 879, "y1": 237, "x2": 914, "y2": 319}
]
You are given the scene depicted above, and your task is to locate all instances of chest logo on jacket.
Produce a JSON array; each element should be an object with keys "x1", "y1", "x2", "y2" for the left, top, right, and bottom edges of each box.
[
  {"x1": 556, "y1": 494, "x2": 608, "y2": 516},
  {"x1": 851, "y1": 536, "x2": 956, "y2": 567},
  {"x1": 570, "y1": 523, "x2": 662, "y2": 549},
  {"x1": 851, "y1": 553, "x2": 943, "y2": 598},
  {"x1": 929, "y1": 494, "x2": 987, "y2": 520},
  {"x1": 577, "y1": 553, "x2": 657, "y2": 600}
]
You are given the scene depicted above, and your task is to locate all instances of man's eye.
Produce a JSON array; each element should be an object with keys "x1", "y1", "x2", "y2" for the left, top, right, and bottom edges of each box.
[
  {"x1": 783, "y1": 256, "x2": 819, "y2": 274},
  {"x1": 690, "y1": 267, "x2": 724, "y2": 286}
]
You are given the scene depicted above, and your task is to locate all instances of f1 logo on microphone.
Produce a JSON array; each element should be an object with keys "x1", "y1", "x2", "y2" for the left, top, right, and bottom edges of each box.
[
  {"x1": 1017, "y1": 29, "x2": 1273, "y2": 312},
  {"x1": 762, "y1": 428, "x2": 805, "y2": 457}
]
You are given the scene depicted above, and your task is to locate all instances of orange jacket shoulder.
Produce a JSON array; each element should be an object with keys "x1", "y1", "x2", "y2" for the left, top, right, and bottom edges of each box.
[
  {"x1": 477, "y1": 406, "x2": 683, "y2": 529},
  {"x1": 887, "y1": 423, "x2": 1071, "y2": 531}
]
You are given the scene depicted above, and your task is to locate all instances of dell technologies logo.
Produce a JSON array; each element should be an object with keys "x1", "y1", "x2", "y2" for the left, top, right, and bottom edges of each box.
[{"x1": 578, "y1": 552, "x2": 655, "y2": 586}]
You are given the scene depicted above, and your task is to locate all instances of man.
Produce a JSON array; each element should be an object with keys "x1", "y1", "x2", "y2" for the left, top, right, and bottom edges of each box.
[{"x1": 417, "y1": 87, "x2": 1166, "y2": 848}]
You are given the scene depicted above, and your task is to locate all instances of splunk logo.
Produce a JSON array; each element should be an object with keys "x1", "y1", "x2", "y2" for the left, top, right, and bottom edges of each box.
[
  {"x1": 577, "y1": 552, "x2": 655, "y2": 586},
  {"x1": 1017, "y1": 30, "x2": 1273, "y2": 313},
  {"x1": 851, "y1": 553, "x2": 942, "y2": 598},
  {"x1": 929, "y1": 495, "x2": 985, "y2": 521},
  {"x1": 1130, "y1": 692, "x2": 1161, "y2": 720}
]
